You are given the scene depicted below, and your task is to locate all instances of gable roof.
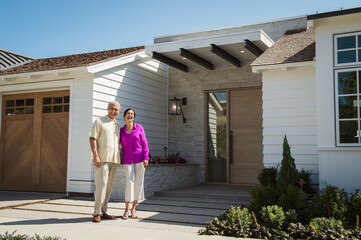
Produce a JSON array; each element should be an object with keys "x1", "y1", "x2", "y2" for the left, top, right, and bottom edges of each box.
[
  {"x1": 0, "y1": 46, "x2": 145, "y2": 76},
  {"x1": 0, "y1": 49, "x2": 34, "y2": 71},
  {"x1": 251, "y1": 28, "x2": 315, "y2": 67}
]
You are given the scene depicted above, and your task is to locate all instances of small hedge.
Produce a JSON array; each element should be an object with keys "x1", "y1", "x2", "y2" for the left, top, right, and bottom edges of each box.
[{"x1": 0, "y1": 231, "x2": 65, "y2": 240}]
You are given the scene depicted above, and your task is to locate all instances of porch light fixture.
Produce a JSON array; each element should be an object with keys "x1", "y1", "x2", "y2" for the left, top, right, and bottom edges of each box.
[{"x1": 168, "y1": 97, "x2": 187, "y2": 123}]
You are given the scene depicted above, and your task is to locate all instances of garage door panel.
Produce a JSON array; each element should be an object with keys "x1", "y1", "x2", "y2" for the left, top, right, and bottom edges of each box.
[
  {"x1": 4, "y1": 120, "x2": 34, "y2": 187},
  {"x1": 40, "y1": 118, "x2": 68, "y2": 190}
]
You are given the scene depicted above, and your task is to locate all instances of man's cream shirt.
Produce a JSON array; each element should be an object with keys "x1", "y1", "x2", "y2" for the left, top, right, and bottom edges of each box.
[{"x1": 89, "y1": 115, "x2": 121, "y2": 164}]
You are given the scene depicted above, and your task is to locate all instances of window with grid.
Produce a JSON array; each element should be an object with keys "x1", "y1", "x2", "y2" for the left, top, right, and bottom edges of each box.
[
  {"x1": 334, "y1": 32, "x2": 361, "y2": 66},
  {"x1": 42, "y1": 96, "x2": 70, "y2": 114},
  {"x1": 5, "y1": 99, "x2": 34, "y2": 115},
  {"x1": 335, "y1": 32, "x2": 361, "y2": 145},
  {"x1": 335, "y1": 70, "x2": 361, "y2": 145}
]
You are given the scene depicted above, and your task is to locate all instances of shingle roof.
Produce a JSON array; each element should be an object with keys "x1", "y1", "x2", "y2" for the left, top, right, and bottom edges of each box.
[
  {"x1": 0, "y1": 46, "x2": 145, "y2": 76},
  {"x1": 251, "y1": 28, "x2": 315, "y2": 67},
  {"x1": 0, "y1": 49, "x2": 34, "y2": 71}
]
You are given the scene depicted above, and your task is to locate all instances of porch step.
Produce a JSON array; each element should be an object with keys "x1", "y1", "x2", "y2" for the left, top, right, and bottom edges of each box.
[{"x1": 154, "y1": 184, "x2": 253, "y2": 205}]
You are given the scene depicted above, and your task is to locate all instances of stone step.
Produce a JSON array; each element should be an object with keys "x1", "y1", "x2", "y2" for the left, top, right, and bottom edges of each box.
[{"x1": 154, "y1": 191, "x2": 252, "y2": 203}]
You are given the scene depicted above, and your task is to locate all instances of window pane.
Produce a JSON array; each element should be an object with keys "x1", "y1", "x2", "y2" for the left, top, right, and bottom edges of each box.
[
  {"x1": 6, "y1": 100, "x2": 14, "y2": 107},
  {"x1": 339, "y1": 121, "x2": 359, "y2": 143},
  {"x1": 338, "y1": 71, "x2": 357, "y2": 94},
  {"x1": 64, "y1": 105, "x2": 69, "y2": 112},
  {"x1": 358, "y1": 35, "x2": 361, "y2": 48},
  {"x1": 53, "y1": 96, "x2": 63, "y2": 104},
  {"x1": 25, "y1": 107, "x2": 34, "y2": 114},
  {"x1": 16, "y1": 99, "x2": 24, "y2": 106},
  {"x1": 338, "y1": 50, "x2": 356, "y2": 64},
  {"x1": 337, "y1": 36, "x2": 356, "y2": 50},
  {"x1": 15, "y1": 108, "x2": 24, "y2": 115},
  {"x1": 42, "y1": 106, "x2": 52, "y2": 113},
  {"x1": 43, "y1": 97, "x2": 52, "y2": 105},
  {"x1": 339, "y1": 96, "x2": 358, "y2": 119},
  {"x1": 6, "y1": 109, "x2": 14, "y2": 115},
  {"x1": 25, "y1": 99, "x2": 34, "y2": 106},
  {"x1": 207, "y1": 92, "x2": 227, "y2": 183},
  {"x1": 359, "y1": 49, "x2": 361, "y2": 62},
  {"x1": 64, "y1": 96, "x2": 70, "y2": 103},
  {"x1": 53, "y1": 105, "x2": 63, "y2": 113}
]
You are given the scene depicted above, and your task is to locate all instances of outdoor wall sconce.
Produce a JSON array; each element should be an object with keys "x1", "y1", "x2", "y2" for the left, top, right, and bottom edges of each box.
[{"x1": 168, "y1": 97, "x2": 187, "y2": 123}]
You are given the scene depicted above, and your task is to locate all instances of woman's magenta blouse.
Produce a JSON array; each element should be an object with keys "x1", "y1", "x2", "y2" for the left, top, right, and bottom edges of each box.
[{"x1": 119, "y1": 123, "x2": 149, "y2": 164}]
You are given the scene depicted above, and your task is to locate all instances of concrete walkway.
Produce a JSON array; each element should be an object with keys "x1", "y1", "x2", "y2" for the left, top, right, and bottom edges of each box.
[{"x1": 0, "y1": 185, "x2": 253, "y2": 240}]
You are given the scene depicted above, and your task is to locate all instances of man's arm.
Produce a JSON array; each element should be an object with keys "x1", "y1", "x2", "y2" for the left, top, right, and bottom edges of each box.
[{"x1": 90, "y1": 137, "x2": 101, "y2": 168}]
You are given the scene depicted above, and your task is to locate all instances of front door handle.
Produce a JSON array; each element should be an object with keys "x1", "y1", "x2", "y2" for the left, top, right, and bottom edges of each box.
[{"x1": 229, "y1": 130, "x2": 233, "y2": 164}]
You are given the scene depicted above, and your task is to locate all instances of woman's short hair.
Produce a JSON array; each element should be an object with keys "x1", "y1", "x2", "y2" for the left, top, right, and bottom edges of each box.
[{"x1": 123, "y1": 108, "x2": 136, "y2": 118}]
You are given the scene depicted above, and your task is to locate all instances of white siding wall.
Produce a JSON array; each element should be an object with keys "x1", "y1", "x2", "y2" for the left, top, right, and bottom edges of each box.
[
  {"x1": 92, "y1": 57, "x2": 168, "y2": 159},
  {"x1": 67, "y1": 75, "x2": 94, "y2": 193},
  {"x1": 261, "y1": 66, "x2": 318, "y2": 183},
  {"x1": 314, "y1": 13, "x2": 361, "y2": 192}
]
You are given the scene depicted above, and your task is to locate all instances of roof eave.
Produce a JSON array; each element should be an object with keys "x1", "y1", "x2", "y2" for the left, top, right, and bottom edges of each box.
[
  {"x1": 0, "y1": 66, "x2": 89, "y2": 81},
  {"x1": 307, "y1": 7, "x2": 361, "y2": 20},
  {"x1": 251, "y1": 61, "x2": 315, "y2": 73},
  {"x1": 87, "y1": 50, "x2": 146, "y2": 73}
]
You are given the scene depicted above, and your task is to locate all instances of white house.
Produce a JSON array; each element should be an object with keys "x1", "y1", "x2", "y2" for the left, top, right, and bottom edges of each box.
[
  {"x1": 0, "y1": 46, "x2": 169, "y2": 195},
  {"x1": 1, "y1": 7, "x2": 360, "y2": 196}
]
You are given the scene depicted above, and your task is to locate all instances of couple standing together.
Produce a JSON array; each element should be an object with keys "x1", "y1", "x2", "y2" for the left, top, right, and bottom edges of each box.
[{"x1": 89, "y1": 101, "x2": 149, "y2": 223}]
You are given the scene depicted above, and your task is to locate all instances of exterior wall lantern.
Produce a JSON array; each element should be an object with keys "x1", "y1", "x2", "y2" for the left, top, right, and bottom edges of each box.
[{"x1": 168, "y1": 97, "x2": 187, "y2": 123}]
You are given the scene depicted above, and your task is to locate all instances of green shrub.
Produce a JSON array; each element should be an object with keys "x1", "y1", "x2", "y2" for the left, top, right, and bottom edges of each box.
[
  {"x1": 0, "y1": 231, "x2": 64, "y2": 240},
  {"x1": 198, "y1": 206, "x2": 253, "y2": 238},
  {"x1": 319, "y1": 185, "x2": 348, "y2": 221},
  {"x1": 260, "y1": 205, "x2": 285, "y2": 229},
  {"x1": 298, "y1": 168, "x2": 314, "y2": 195},
  {"x1": 347, "y1": 191, "x2": 361, "y2": 223},
  {"x1": 257, "y1": 166, "x2": 278, "y2": 187},
  {"x1": 277, "y1": 135, "x2": 299, "y2": 195},
  {"x1": 278, "y1": 185, "x2": 308, "y2": 222},
  {"x1": 248, "y1": 185, "x2": 278, "y2": 214},
  {"x1": 310, "y1": 217, "x2": 346, "y2": 238},
  {"x1": 285, "y1": 209, "x2": 298, "y2": 226}
]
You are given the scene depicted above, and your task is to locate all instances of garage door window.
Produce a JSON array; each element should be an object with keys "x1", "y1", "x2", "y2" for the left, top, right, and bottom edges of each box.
[
  {"x1": 5, "y1": 98, "x2": 34, "y2": 115},
  {"x1": 42, "y1": 96, "x2": 70, "y2": 114}
]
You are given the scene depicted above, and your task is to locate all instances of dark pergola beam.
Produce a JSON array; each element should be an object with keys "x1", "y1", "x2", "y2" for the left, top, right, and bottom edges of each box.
[
  {"x1": 152, "y1": 51, "x2": 188, "y2": 72},
  {"x1": 180, "y1": 48, "x2": 214, "y2": 70},
  {"x1": 210, "y1": 44, "x2": 241, "y2": 67},
  {"x1": 244, "y1": 40, "x2": 263, "y2": 57}
]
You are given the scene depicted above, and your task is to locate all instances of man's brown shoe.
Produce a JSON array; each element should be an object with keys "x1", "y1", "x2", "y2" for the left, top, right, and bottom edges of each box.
[
  {"x1": 92, "y1": 215, "x2": 101, "y2": 223},
  {"x1": 101, "y1": 213, "x2": 113, "y2": 220}
]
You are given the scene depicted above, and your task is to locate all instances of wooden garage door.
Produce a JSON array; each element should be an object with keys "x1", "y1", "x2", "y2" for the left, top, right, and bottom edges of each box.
[{"x1": 0, "y1": 90, "x2": 69, "y2": 192}]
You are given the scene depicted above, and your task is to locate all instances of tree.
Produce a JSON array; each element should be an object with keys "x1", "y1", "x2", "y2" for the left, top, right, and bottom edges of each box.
[{"x1": 277, "y1": 135, "x2": 299, "y2": 194}]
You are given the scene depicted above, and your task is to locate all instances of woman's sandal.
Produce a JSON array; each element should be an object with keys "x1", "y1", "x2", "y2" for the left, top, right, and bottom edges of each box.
[
  {"x1": 131, "y1": 210, "x2": 137, "y2": 219},
  {"x1": 121, "y1": 211, "x2": 130, "y2": 220}
]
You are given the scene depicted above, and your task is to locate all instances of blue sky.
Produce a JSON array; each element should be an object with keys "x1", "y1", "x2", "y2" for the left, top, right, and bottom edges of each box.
[{"x1": 1, "y1": 0, "x2": 360, "y2": 59}]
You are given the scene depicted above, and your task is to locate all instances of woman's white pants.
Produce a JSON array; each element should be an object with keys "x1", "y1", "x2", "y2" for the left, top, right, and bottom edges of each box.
[{"x1": 123, "y1": 162, "x2": 145, "y2": 202}]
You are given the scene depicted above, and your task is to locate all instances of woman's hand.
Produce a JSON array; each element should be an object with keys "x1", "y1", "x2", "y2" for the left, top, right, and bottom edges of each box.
[{"x1": 143, "y1": 160, "x2": 149, "y2": 168}]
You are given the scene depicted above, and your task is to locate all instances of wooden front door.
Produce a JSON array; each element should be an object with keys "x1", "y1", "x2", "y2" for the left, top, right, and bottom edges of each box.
[
  {"x1": 229, "y1": 88, "x2": 263, "y2": 185},
  {"x1": 0, "y1": 90, "x2": 70, "y2": 192}
]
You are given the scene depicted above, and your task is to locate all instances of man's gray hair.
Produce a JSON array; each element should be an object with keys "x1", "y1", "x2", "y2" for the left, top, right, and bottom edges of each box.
[{"x1": 108, "y1": 101, "x2": 120, "y2": 109}]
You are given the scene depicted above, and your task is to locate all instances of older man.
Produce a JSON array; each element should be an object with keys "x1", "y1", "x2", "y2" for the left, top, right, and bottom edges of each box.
[{"x1": 89, "y1": 101, "x2": 121, "y2": 223}]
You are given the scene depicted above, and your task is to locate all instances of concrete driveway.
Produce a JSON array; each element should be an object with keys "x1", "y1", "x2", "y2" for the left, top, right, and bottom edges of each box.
[{"x1": 0, "y1": 190, "x2": 251, "y2": 240}]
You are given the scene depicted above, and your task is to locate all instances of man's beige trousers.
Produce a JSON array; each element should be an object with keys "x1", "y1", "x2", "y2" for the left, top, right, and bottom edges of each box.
[{"x1": 93, "y1": 162, "x2": 118, "y2": 216}]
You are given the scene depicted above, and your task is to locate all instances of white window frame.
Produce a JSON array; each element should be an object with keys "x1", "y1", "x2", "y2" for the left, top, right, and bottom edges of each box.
[
  {"x1": 334, "y1": 32, "x2": 361, "y2": 67},
  {"x1": 335, "y1": 68, "x2": 361, "y2": 146}
]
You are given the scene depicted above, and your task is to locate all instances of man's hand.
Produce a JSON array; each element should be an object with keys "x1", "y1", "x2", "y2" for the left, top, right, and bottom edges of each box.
[
  {"x1": 143, "y1": 160, "x2": 149, "y2": 168},
  {"x1": 93, "y1": 155, "x2": 101, "y2": 168}
]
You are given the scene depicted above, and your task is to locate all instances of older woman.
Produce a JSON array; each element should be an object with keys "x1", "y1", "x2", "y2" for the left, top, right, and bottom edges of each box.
[{"x1": 119, "y1": 108, "x2": 149, "y2": 219}]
